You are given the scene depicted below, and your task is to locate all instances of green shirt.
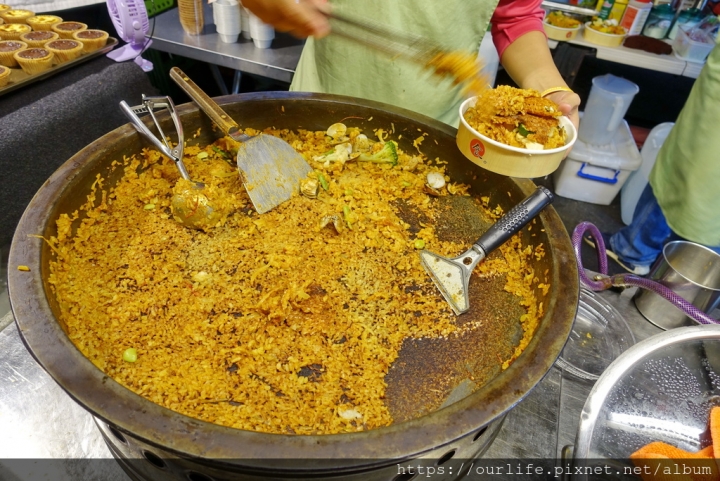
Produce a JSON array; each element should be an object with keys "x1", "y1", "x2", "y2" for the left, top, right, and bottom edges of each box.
[
  {"x1": 290, "y1": 1, "x2": 496, "y2": 126},
  {"x1": 649, "y1": 42, "x2": 720, "y2": 246}
]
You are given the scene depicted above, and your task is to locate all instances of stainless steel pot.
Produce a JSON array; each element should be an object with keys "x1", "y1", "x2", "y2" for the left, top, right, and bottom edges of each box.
[{"x1": 8, "y1": 92, "x2": 578, "y2": 480}]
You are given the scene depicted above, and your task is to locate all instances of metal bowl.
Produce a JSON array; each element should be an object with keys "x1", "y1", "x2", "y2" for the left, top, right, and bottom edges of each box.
[
  {"x1": 572, "y1": 325, "x2": 720, "y2": 479},
  {"x1": 8, "y1": 92, "x2": 578, "y2": 480}
]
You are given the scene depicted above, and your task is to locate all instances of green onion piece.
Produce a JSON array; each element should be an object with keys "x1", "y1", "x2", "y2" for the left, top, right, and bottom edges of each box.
[
  {"x1": 344, "y1": 189, "x2": 353, "y2": 196},
  {"x1": 402, "y1": 181, "x2": 412, "y2": 187},
  {"x1": 517, "y1": 124, "x2": 534, "y2": 137},
  {"x1": 197, "y1": 151, "x2": 209, "y2": 160},
  {"x1": 123, "y1": 348, "x2": 138, "y2": 363},
  {"x1": 343, "y1": 205, "x2": 352, "y2": 230},
  {"x1": 212, "y1": 146, "x2": 229, "y2": 159},
  {"x1": 144, "y1": 204, "x2": 155, "y2": 210},
  {"x1": 414, "y1": 239, "x2": 425, "y2": 249},
  {"x1": 318, "y1": 173, "x2": 329, "y2": 191}
]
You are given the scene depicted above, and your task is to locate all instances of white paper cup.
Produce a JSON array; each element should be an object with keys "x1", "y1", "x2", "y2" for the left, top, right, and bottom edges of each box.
[
  {"x1": 219, "y1": 33, "x2": 239, "y2": 43},
  {"x1": 213, "y1": 0, "x2": 241, "y2": 39},
  {"x1": 249, "y1": 13, "x2": 274, "y2": 48},
  {"x1": 240, "y1": 6, "x2": 251, "y2": 39}
]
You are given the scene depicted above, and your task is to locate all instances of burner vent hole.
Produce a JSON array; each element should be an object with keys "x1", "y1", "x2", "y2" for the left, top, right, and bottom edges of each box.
[
  {"x1": 142, "y1": 450, "x2": 167, "y2": 469},
  {"x1": 437, "y1": 449, "x2": 455, "y2": 466},
  {"x1": 391, "y1": 472, "x2": 417, "y2": 481},
  {"x1": 107, "y1": 425, "x2": 127, "y2": 445},
  {"x1": 472, "y1": 426, "x2": 487, "y2": 442},
  {"x1": 187, "y1": 472, "x2": 215, "y2": 481}
]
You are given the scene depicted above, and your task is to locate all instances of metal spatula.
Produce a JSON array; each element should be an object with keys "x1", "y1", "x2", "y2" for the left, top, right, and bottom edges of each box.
[
  {"x1": 420, "y1": 186, "x2": 554, "y2": 315},
  {"x1": 169, "y1": 67, "x2": 312, "y2": 214}
]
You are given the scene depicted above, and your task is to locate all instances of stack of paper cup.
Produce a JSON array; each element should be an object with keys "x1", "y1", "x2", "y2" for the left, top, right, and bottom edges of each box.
[
  {"x1": 248, "y1": 12, "x2": 274, "y2": 48},
  {"x1": 213, "y1": 0, "x2": 241, "y2": 43},
  {"x1": 240, "y1": 4, "x2": 252, "y2": 39},
  {"x1": 178, "y1": 0, "x2": 204, "y2": 35}
]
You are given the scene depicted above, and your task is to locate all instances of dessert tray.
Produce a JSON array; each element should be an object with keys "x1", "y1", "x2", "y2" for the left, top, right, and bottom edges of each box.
[{"x1": 0, "y1": 37, "x2": 117, "y2": 96}]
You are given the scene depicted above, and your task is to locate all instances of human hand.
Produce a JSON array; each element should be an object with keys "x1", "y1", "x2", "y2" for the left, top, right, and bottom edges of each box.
[
  {"x1": 546, "y1": 90, "x2": 581, "y2": 135},
  {"x1": 240, "y1": 0, "x2": 331, "y2": 38}
]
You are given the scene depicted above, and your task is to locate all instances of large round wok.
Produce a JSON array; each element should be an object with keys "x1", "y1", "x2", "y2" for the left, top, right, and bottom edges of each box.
[{"x1": 8, "y1": 92, "x2": 578, "y2": 478}]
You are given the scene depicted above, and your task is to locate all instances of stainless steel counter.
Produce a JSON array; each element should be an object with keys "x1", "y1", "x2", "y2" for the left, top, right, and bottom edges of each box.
[
  {"x1": 0, "y1": 283, "x2": 666, "y2": 478},
  {"x1": 146, "y1": 3, "x2": 303, "y2": 83}
]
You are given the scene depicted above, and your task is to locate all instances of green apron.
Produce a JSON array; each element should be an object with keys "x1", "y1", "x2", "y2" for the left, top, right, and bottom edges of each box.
[
  {"x1": 649, "y1": 42, "x2": 720, "y2": 246},
  {"x1": 290, "y1": 0, "x2": 497, "y2": 126}
]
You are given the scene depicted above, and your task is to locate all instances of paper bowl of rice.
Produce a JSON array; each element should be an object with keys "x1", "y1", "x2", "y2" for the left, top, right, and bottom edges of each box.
[
  {"x1": 456, "y1": 86, "x2": 577, "y2": 178},
  {"x1": 543, "y1": 11, "x2": 583, "y2": 41},
  {"x1": 583, "y1": 19, "x2": 627, "y2": 47}
]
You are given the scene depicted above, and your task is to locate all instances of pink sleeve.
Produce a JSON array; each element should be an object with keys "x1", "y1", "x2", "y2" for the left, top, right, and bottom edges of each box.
[{"x1": 490, "y1": 0, "x2": 547, "y2": 59}]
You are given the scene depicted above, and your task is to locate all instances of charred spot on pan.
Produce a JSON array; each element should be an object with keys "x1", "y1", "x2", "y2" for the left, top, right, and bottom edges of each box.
[
  {"x1": 335, "y1": 335, "x2": 347, "y2": 344},
  {"x1": 391, "y1": 198, "x2": 430, "y2": 235},
  {"x1": 226, "y1": 362, "x2": 239, "y2": 373},
  {"x1": 307, "y1": 284, "x2": 327, "y2": 296},
  {"x1": 298, "y1": 363, "x2": 324, "y2": 381},
  {"x1": 403, "y1": 284, "x2": 421, "y2": 294}
]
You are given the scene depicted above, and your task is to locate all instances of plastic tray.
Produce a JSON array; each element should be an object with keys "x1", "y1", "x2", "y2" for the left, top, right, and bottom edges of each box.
[{"x1": 0, "y1": 37, "x2": 118, "y2": 97}]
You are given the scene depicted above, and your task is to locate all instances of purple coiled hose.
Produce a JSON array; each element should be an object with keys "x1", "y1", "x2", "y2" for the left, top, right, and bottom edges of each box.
[{"x1": 572, "y1": 222, "x2": 719, "y2": 325}]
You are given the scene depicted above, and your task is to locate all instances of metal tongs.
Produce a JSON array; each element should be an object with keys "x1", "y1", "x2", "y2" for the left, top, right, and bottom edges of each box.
[
  {"x1": 326, "y1": 11, "x2": 445, "y2": 67},
  {"x1": 119, "y1": 95, "x2": 220, "y2": 230},
  {"x1": 120, "y1": 95, "x2": 189, "y2": 178}
]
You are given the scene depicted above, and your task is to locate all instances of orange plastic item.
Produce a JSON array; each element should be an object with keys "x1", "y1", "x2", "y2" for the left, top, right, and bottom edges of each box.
[
  {"x1": 629, "y1": 408, "x2": 720, "y2": 481},
  {"x1": 711, "y1": 407, "x2": 720, "y2": 460}
]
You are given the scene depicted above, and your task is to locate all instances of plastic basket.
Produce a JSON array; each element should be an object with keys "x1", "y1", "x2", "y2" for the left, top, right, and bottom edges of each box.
[{"x1": 145, "y1": 0, "x2": 175, "y2": 17}]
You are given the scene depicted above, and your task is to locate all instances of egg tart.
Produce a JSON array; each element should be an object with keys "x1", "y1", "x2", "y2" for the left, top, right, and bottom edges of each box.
[
  {"x1": 0, "y1": 64, "x2": 11, "y2": 87},
  {"x1": 0, "y1": 9, "x2": 34, "y2": 24},
  {"x1": 0, "y1": 4, "x2": 10, "y2": 13},
  {"x1": 51, "y1": 21, "x2": 86, "y2": 39},
  {"x1": 0, "y1": 39, "x2": 26, "y2": 66},
  {"x1": 26, "y1": 14, "x2": 62, "y2": 31},
  {"x1": 44, "y1": 38, "x2": 82, "y2": 62},
  {"x1": 19, "y1": 29, "x2": 58, "y2": 47},
  {"x1": 0, "y1": 23, "x2": 32, "y2": 40},
  {"x1": 72, "y1": 29, "x2": 109, "y2": 52},
  {"x1": 13, "y1": 47, "x2": 53, "y2": 74}
]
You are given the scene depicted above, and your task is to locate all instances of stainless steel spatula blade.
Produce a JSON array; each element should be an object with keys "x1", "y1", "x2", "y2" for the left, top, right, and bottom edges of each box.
[
  {"x1": 420, "y1": 250, "x2": 473, "y2": 315},
  {"x1": 169, "y1": 67, "x2": 313, "y2": 214},
  {"x1": 421, "y1": 186, "x2": 554, "y2": 315},
  {"x1": 237, "y1": 135, "x2": 313, "y2": 214}
]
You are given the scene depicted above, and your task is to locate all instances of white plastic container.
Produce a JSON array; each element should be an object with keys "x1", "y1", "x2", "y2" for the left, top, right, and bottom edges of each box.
[
  {"x1": 619, "y1": 0, "x2": 652, "y2": 36},
  {"x1": 620, "y1": 122, "x2": 674, "y2": 224},
  {"x1": 673, "y1": 26, "x2": 715, "y2": 62},
  {"x1": 553, "y1": 118, "x2": 642, "y2": 205},
  {"x1": 249, "y1": 12, "x2": 274, "y2": 48}
]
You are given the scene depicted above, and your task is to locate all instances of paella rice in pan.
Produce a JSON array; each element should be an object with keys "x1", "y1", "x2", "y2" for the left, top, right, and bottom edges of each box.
[{"x1": 46, "y1": 121, "x2": 548, "y2": 435}]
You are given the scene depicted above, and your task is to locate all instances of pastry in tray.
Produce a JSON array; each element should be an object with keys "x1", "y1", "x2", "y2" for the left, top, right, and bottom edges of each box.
[
  {"x1": 44, "y1": 38, "x2": 83, "y2": 62},
  {"x1": 0, "y1": 39, "x2": 27, "y2": 67},
  {"x1": 13, "y1": 46, "x2": 53, "y2": 74},
  {"x1": 26, "y1": 14, "x2": 63, "y2": 31},
  {"x1": 20, "y1": 29, "x2": 58, "y2": 47},
  {"x1": 0, "y1": 64, "x2": 10, "y2": 87},
  {"x1": 0, "y1": 23, "x2": 32, "y2": 40},
  {"x1": 0, "y1": 9, "x2": 34, "y2": 24},
  {"x1": 51, "y1": 21, "x2": 87, "y2": 39},
  {"x1": 72, "y1": 29, "x2": 108, "y2": 52}
]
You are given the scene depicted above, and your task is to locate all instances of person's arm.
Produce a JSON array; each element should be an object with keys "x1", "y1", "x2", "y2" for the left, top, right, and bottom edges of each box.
[
  {"x1": 491, "y1": 0, "x2": 580, "y2": 130},
  {"x1": 240, "y1": 0, "x2": 330, "y2": 38}
]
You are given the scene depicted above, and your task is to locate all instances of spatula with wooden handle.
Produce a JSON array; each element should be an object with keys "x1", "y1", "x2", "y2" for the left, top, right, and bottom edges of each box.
[{"x1": 169, "y1": 67, "x2": 312, "y2": 214}]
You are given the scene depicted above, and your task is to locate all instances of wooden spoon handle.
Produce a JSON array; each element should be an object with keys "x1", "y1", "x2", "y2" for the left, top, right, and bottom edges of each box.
[{"x1": 169, "y1": 66, "x2": 241, "y2": 137}]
